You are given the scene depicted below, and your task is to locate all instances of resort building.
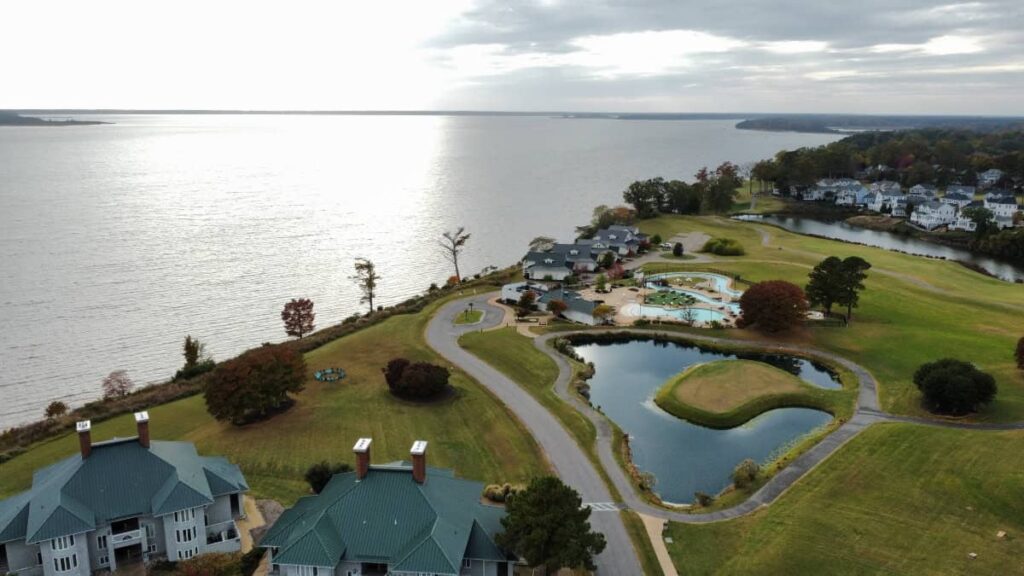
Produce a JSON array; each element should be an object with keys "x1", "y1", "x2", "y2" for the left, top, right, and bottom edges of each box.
[
  {"x1": 261, "y1": 439, "x2": 517, "y2": 576},
  {"x1": 941, "y1": 190, "x2": 974, "y2": 209},
  {"x1": 521, "y1": 225, "x2": 647, "y2": 280},
  {"x1": 908, "y1": 184, "x2": 938, "y2": 199},
  {"x1": 0, "y1": 413, "x2": 248, "y2": 576},
  {"x1": 978, "y1": 168, "x2": 1004, "y2": 188},
  {"x1": 983, "y1": 192, "x2": 1021, "y2": 218}
]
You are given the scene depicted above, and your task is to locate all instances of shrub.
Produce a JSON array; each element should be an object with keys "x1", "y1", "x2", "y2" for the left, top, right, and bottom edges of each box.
[
  {"x1": 694, "y1": 491, "x2": 715, "y2": 507},
  {"x1": 913, "y1": 358, "x2": 997, "y2": 415},
  {"x1": 732, "y1": 458, "x2": 760, "y2": 489},
  {"x1": 737, "y1": 280, "x2": 808, "y2": 333},
  {"x1": 174, "y1": 359, "x2": 216, "y2": 382},
  {"x1": 672, "y1": 242, "x2": 684, "y2": 257},
  {"x1": 304, "y1": 461, "x2": 353, "y2": 494},
  {"x1": 239, "y1": 548, "x2": 265, "y2": 576},
  {"x1": 176, "y1": 552, "x2": 241, "y2": 576},
  {"x1": 44, "y1": 401, "x2": 68, "y2": 420},
  {"x1": 384, "y1": 359, "x2": 451, "y2": 400},
  {"x1": 651, "y1": 234, "x2": 663, "y2": 245},
  {"x1": 1016, "y1": 336, "x2": 1024, "y2": 370},
  {"x1": 484, "y1": 483, "x2": 521, "y2": 503},
  {"x1": 205, "y1": 345, "x2": 306, "y2": 425},
  {"x1": 701, "y1": 237, "x2": 745, "y2": 256}
]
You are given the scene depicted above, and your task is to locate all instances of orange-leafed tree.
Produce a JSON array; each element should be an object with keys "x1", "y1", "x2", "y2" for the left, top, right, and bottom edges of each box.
[
  {"x1": 281, "y1": 298, "x2": 315, "y2": 339},
  {"x1": 737, "y1": 281, "x2": 808, "y2": 333},
  {"x1": 547, "y1": 299, "x2": 568, "y2": 317}
]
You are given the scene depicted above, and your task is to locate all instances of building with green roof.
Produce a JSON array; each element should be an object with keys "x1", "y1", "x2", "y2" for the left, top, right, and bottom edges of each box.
[
  {"x1": 261, "y1": 439, "x2": 516, "y2": 576},
  {"x1": 0, "y1": 412, "x2": 248, "y2": 576}
]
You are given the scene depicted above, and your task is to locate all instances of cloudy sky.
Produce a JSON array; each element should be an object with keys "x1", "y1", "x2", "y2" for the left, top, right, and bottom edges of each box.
[{"x1": 4, "y1": 0, "x2": 1023, "y2": 114}]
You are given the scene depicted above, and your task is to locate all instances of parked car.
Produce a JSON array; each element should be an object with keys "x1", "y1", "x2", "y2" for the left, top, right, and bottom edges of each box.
[{"x1": 660, "y1": 242, "x2": 673, "y2": 249}]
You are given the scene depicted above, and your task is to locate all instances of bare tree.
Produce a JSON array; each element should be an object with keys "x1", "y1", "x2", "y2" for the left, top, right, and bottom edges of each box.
[
  {"x1": 680, "y1": 307, "x2": 697, "y2": 327},
  {"x1": 350, "y1": 257, "x2": 382, "y2": 313},
  {"x1": 282, "y1": 298, "x2": 316, "y2": 338},
  {"x1": 439, "y1": 227, "x2": 471, "y2": 284},
  {"x1": 102, "y1": 370, "x2": 135, "y2": 399}
]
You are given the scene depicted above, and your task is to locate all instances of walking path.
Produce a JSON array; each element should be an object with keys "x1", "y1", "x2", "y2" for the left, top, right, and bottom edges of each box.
[{"x1": 427, "y1": 292, "x2": 1024, "y2": 573}]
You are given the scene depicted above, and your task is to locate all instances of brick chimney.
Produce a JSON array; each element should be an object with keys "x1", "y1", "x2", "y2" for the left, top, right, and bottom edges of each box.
[
  {"x1": 411, "y1": 440, "x2": 428, "y2": 484},
  {"x1": 135, "y1": 411, "x2": 150, "y2": 448},
  {"x1": 77, "y1": 420, "x2": 92, "y2": 459},
  {"x1": 354, "y1": 438, "x2": 372, "y2": 480}
]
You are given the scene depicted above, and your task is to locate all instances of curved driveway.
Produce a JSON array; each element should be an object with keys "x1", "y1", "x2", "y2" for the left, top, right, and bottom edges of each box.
[
  {"x1": 426, "y1": 296, "x2": 643, "y2": 575},
  {"x1": 426, "y1": 292, "x2": 1024, "y2": 571}
]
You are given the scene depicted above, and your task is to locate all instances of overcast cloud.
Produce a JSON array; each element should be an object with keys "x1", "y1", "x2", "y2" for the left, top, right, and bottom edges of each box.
[{"x1": 3, "y1": 0, "x2": 1022, "y2": 113}]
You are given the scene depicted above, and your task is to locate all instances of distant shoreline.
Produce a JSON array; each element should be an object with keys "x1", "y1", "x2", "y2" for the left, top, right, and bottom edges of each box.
[{"x1": 0, "y1": 112, "x2": 109, "y2": 126}]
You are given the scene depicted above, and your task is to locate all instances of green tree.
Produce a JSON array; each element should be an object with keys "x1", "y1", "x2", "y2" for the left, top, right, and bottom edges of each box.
[
  {"x1": 622, "y1": 178, "x2": 665, "y2": 218},
  {"x1": 837, "y1": 256, "x2": 872, "y2": 322},
  {"x1": 45, "y1": 400, "x2": 68, "y2": 420},
  {"x1": 805, "y1": 256, "x2": 844, "y2": 317},
  {"x1": 350, "y1": 257, "x2": 382, "y2": 313},
  {"x1": 697, "y1": 162, "x2": 743, "y2": 213},
  {"x1": 528, "y1": 236, "x2": 555, "y2": 251},
  {"x1": 732, "y1": 458, "x2": 760, "y2": 489},
  {"x1": 672, "y1": 242, "x2": 684, "y2": 257},
  {"x1": 599, "y1": 251, "x2": 615, "y2": 269},
  {"x1": 304, "y1": 461, "x2": 352, "y2": 494},
  {"x1": 962, "y1": 206, "x2": 996, "y2": 239},
  {"x1": 595, "y1": 273, "x2": 608, "y2": 292},
  {"x1": 913, "y1": 358, "x2": 996, "y2": 415},
  {"x1": 496, "y1": 476, "x2": 607, "y2": 573},
  {"x1": 651, "y1": 234, "x2": 663, "y2": 245},
  {"x1": 183, "y1": 335, "x2": 203, "y2": 370},
  {"x1": 205, "y1": 345, "x2": 306, "y2": 425},
  {"x1": 1015, "y1": 336, "x2": 1024, "y2": 370}
]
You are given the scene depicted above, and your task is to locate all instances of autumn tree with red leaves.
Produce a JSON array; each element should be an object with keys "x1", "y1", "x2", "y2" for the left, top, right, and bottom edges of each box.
[
  {"x1": 281, "y1": 298, "x2": 315, "y2": 338},
  {"x1": 102, "y1": 370, "x2": 135, "y2": 399},
  {"x1": 737, "y1": 280, "x2": 808, "y2": 333},
  {"x1": 547, "y1": 299, "x2": 568, "y2": 317},
  {"x1": 205, "y1": 345, "x2": 306, "y2": 425}
]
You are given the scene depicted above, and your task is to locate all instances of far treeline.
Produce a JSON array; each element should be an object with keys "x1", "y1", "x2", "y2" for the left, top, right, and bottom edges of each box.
[
  {"x1": 600, "y1": 162, "x2": 743, "y2": 229},
  {"x1": 749, "y1": 129, "x2": 1024, "y2": 264}
]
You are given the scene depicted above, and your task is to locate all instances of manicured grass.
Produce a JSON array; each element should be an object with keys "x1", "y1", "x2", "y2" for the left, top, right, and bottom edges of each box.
[
  {"x1": 458, "y1": 328, "x2": 596, "y2": 462},
  {"x1": 637, "y1": 215, "x2": 1024, "y2": 422},
  {"x1": 666, "y1": 423, "x2": 1024, "y2": 575},
  {"x1": 654, "y1": 360, "x2": 846, "y2": 429},
  {"x1": 453, "y1": 309, "x2": 484, "y2": 324},
  {"x1": 0, "y1": 298, "x2": 545, "y2": 505}
]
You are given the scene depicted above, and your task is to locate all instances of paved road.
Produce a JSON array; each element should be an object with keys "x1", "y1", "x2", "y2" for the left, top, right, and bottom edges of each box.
[
  {"x1": 425, "y1": 295, "x2": 644, "y2": 575},
  {"x1": 427, "y1": 293, "x2": 1024, "y2": 570}
]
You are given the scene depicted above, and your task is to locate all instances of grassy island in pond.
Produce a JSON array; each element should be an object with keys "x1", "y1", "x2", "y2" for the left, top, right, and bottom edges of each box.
[{"x1": 655, "y1": 359, "x2": 846, "y2": 428}]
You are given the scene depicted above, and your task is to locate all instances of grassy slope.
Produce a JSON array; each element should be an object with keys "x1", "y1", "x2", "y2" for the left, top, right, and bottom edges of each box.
[
  {"x1": 655, "y1": 360, "x2": 847, "y2": 429},
  {"x1": 0, "y1": 298, "x2": 545, "y2": 504},
  {"x1": 637, "y1": 215, "x2": 1024, "y2": 422},
  {"x1": 666, "y1": 424, "x2": 1024, "y2": 576}
]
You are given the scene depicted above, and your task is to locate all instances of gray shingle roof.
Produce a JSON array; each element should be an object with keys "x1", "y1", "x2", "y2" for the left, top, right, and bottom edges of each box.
[
  {"x1": 0, "y1": 438, "x2": 247, "y2": 544},
  {"x1": 261, "y1": 464, "x2": 512, "y2": 574}
]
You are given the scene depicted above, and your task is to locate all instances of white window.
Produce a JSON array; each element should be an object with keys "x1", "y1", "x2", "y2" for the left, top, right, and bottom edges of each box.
[
  {"x1": 98, "y1": 556, "x2": 109, "y2": 566},
  {"x1": 97, "y1": 535, "x2": 107, "y2": 550},
  {"x1": 173, "y1": 509, "x2": 197, "y2": 524},
  {"x1": 51, "y1": 536, "x2": 75, "y2": 551},
  {"x1": 52, "y1": 554, "x2": 77, "y2": 572},
  {"x1": 177, "y1": 548, "x2": 197, "y2": 561},
  {"x1": 148, "y1": 544, "x2": 158, "y2": 554},
  {"x1": 175, "y1": 528, "x2": 196, "y2": 543}
]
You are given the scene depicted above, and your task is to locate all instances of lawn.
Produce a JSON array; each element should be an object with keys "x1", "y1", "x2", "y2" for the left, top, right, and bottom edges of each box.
[
  {"x1": 654, "y1": 360, "x2": 847, "y2": 429},
  {"x1": 666, "y1": 423, "x2": 1024, "y2": 575},
  {"x1": 636, "y1": 215, "x2": 1024, "y2": 422},
  {"x1": 0, "y1": 298, "x2": 545, "y2": 505},
  {"x1": 453, "y1": 309, "x2": 484, "y2": 324}
]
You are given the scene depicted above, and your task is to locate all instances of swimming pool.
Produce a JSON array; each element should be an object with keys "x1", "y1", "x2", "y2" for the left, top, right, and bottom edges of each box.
[
  {"x1": 621, "y1": 303, "x2": 730, "y2": 323},
  {"x1": 645, "y1": 271, "x2": 744, "y2": 297}
]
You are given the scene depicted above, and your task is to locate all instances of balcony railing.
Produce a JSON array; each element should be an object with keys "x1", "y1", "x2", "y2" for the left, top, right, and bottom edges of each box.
[
  {"x1": 110, "y1": 529, "x2": 142, "y2": 546},
  {"x1": 206, "y1": 520, "x2": 240, "y2": 552}
]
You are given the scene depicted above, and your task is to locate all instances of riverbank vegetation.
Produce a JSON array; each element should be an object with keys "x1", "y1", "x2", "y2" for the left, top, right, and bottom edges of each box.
[
  {"x1": 0, "y1": 293, "x2": 544, "y2": 504},
  {"x1": 666, "y1": 423, "x2": 1024, "y2": 575},
  {"x1": 635, "y1": 215, "x2": 1024, "y2": 422},
  {"x1": 654, "y1": 360, "x2": 847, "y2": 429}
]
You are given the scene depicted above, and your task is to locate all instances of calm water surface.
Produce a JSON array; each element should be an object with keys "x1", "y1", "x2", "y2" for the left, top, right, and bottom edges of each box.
[
  {"x1": 573, "y1": 339, "x2": 835, "y2": 503},
  {"x1": 0, "y1": 115, "x2": 839, "y2": 427},
  {"x1": 740, "y1": 214, "x2": 1024, "y2": 282}
]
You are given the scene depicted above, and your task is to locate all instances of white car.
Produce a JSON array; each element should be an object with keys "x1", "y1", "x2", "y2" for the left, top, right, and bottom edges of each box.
[{"x1": 660, "y1": 242, "x2": 673, "y2": 249}]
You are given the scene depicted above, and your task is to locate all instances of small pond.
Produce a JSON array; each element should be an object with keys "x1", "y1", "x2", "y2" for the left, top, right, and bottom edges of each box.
[{"x1": 573, "y1": 338, "x2": 838, "y2": 503}]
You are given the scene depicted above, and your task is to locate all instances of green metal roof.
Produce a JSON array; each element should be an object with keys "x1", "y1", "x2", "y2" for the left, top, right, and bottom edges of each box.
[
  {"x1": 261, "y1": 464, "x2": 512, "y2": 574},
  {"x1": 0, "y1": 436, "x2": 247, "y2": 544}
]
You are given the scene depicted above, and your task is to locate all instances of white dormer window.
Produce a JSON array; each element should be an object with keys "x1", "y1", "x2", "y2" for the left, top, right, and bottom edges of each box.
[
  {"x1": 51, "y1": 535, "x2": 74, "y2": 551},
  {"x1": 544, "y1": 258, "x2": 554, "y2": 264}
]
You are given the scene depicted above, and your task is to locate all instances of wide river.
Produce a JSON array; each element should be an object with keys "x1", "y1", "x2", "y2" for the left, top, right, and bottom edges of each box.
[{"x1": 0, "y1": 114, "x2": 838, "y2": 427}]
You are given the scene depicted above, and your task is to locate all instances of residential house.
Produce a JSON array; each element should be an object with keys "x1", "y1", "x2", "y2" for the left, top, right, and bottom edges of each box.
[
  {"x1": 941, "y1": 190, "x2": 974, "y2": 209},
  {"x1": 520, "y1": 251, "x2": 572, "y2": 281},
  {"x1": 0, "y1": 414, "x2": 248, "y2": 576},
  {"x1": 834, "y1": 185, "x2": 871, "y2": 206},
  {"x1": 261, "y1": 439, "x2": 517, "y2": 576},
  {"x1": 949, "y1": 214, "x2": 977, "y2": 232},
  {"x1": 908, "y1": 184, "x2": 938, "y2": 199},
  {"x1": 910, "y1": 201, "x2": 957, "y2": 230},
  {"x1": 870, "y1": 180, "x2": 902, "y2": 195},
  {"x1": 547, "y1": 244, "x2": 599, "y2": 273},
  {"x1": 592, "y1": 225, "x2": 645, "y2": 256},
  {"x1": 891, "y1": 197, "x2": 909, "y2": 218},
  {"x1": 867, "y1": 189, "x2": 905, "y2": 214},
  {"x1": 978, "y1": 168, "x2": 1004, "y2": 188},
  {"x1": 983, "y1": 192, "x2": 1021, "y2": 218}
]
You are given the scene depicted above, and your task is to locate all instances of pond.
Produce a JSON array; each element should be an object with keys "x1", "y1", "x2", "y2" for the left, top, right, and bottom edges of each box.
[
  {"x1": 736, "y1": 214, "x2": 1024, "y2": 282},
  {"x1": 573, "y1": 338, "x2": 837, "y2": 503}
]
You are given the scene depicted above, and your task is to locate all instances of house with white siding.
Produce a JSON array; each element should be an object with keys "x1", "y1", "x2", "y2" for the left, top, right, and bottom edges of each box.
[
  {"x1": 910, "y1": 201, "x2": 957, "y2": 229},
  {"x1": 0, "y1": 414, "x2": 248, "y2": 576}
]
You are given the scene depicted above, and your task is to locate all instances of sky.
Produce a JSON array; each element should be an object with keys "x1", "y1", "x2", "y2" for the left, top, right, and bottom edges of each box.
[{"x1": 3, "y1": 0, "x2": 1023, "y2": 114}]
